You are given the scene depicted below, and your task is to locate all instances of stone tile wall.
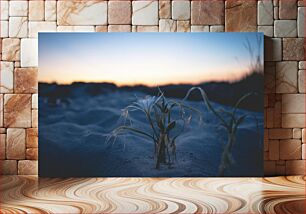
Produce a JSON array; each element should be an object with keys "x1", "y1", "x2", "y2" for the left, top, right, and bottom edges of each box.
[{"x1": 0, "y1": 0, "x2": 305, "y2": 175}]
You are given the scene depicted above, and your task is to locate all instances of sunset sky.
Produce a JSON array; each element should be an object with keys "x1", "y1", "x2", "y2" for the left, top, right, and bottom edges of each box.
[{"x1": 38, "y1": 32, "x2": 263, "y2": 86}]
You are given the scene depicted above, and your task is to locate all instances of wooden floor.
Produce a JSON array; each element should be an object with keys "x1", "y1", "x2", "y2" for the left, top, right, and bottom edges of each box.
[{"x1": 0, "y1": 176, "x2": 305, "y2": 214}]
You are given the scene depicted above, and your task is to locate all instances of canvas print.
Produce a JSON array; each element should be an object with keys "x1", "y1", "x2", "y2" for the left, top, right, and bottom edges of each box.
[{"x1": 39, "y1": 33, "x2": 264, "y2": 177}]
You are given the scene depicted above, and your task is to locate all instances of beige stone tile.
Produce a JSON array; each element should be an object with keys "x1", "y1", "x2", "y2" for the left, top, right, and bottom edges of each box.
[
  {"x1": 20, "y1": 38, "x2": 38, "y2": 67},
  {"x1": 286, "y1": 160, "x2": 305, "y2": 175},
  {"x1": 159, "y1": 1, "x2": 171, "y2": 19},
  {"x1": 258, "y1": 26, "x2": 273, "y2": 37},
  {"x1": 0, "y1": 61, "x2": 14, "y2": 93},
  {"x1": 159, "y1": 19, "x2": 176, "y2": 32},
  {"x1": 264, "y1": 62, "x2": 275, "y2": 93},
  {"x1": 191, "y1": 25, "x2": 209, "y2": 32},
  {"x1": 172, "y1": 1, "x2": 190, "y2": 21},
  {"x1": 108, "y1": 1, "x2": 131, "y2": 24},
  {"x1": 225, "y1": 0, "x2": 256, "y2": 32},
  {"x1": 45, "y1": 1, "x2": 57, "y2": 21},
  {"x1": 264, "y1": 160, "x2": 276, "y2": 175},
  {"x1": 29, "y1": 1, "x2": 44, "y2": 21},
  {"x1": 0, "y1": 160, "x2": 17, "y2": 175},
  {"x1": 293, "y1": 128, "x2": 302, "y2": 139},
  {"x1": 276, "y1": 61, "x2": 298, "y2": 93},
  {"x1": 32, "y1": 94, "x2": 38, "y2": 109},
  {"x1": 298, "y1": 0, "x2": 305, "y2": 6},
  {"x1": 14, "y1": 68, "x2": 38, "y2": 94},
  {"x1": 2, "y1": 38, "x2": 20, "y2": 61},
  {"x1": 57, "y1": 26, "x2": 95, "y2": 32},
  {"x1": 0, "y1": 1, "x2": 9, "y2": 21},
  {"x1": 0, "y1": 94, "x2": 3, "y2": 127},
  {"x1": 6, "y1": 128, "x2": 25, "y2": 159},
  {"x1": 298, "y1": 7, "x2": 305, "y2": 37},
  {"x1": 283, "y1": 38, "x2": 305, "y2": 61},
  {"x1": 9, "y1": 1, "x2": 28, "y2": 17},
  {"x1": 26, "y1": 128, "x2": 38, "y2": 148},
  {"x1": 177, "y1": 21, "x2": 190, "y2": 32},
  {"x1": 210, "y1": 25, "x2": 224, "y2": 32},
  {"x1": 269, "y1": 140, "x2": 279, "y2": 160},
  {"x1": 95, "y1": 26, "x2": 108, "y2": 32},
  {"x1": 1, "y1": 21, "x2": 9, "y2": 38},
  {"x1": 280, "y1": 139, "x2": 302, "y2": 160},
  {"x1": 273, "y1": 100, "x2": 282, "y2": 128},
  {"x1": 302, "y1": 144, "x2": 306, "y2": 159},
  {"x1": 282, "y1": 94, "x2": 305, "y2": 113},
  {"x1": 57, "y1": 1, "x2": 107, "y2": 25},
  {"x1": 282, "y1": 114, "x2": 305, "y2": 128},
  {"x1": 192, "y1": 0, "x2": 224, "y2": 25},
  {"x1": 14, "y1": 61, "x2": 20, "y2": 68},
  {"x1": 132, "y1": 1, "x2": 158, "y2": 25},
  {"x1": 9, "y1": 17, "x2": 28, "y2": 38},
  {"x1": 29, "y1": 21, "x2": 57, "y2": 38},
  {"x1": 264, "y1": 38, "x2": 282, "y2": 61},
  {"x1": 0, "y1": 134, "x2": 5, "y2": 159},
  {"x1": 4, "y1": 94, "x2": 31, "y2": 128},
  {"x1": 303, "y1": 129, "x2": 306, "y2": 143},
  {"x1": 279, "y1": 0, "x2": 297, "y2": 19},
  {"x1": 258, "y1": 0, "x2": 273, "y2": 25},
  {"x1": 274, "y1": 6, "x2": 279, "y2": 20},
  {"x1": 269, "y1": 128, "x2": 292, "y2": 139},
  {"x1": 299, "y1": 61, "x2": 306, "y2": 69},
  {"x1": 274, "y1": 20, "x2": 297, "y2": 37},
  {"x1": 108, "y1": 25, "x2": 131, "y2": 32},
  {"x1": 26, "y1": 148, "x2": 38, "y2": 160},
  {"x1": 32, "y1": 110, "x2": 38, "y2": 128},
  {"x1": 18, "y1": 160, "x2": 38, "y2": 175},
  {"x1": 136, "y1": 26, "x2": 159, "y2": 32},
  {"x1": 0, "y1": 128, "x2": 6, "y2": 134},
  {"x1": 298, "y1": 70, "x2": 305, "y2": 93}
]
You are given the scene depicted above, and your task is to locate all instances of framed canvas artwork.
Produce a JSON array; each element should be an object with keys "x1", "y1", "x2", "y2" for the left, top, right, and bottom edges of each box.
[{"x1": 39, "y1": 33, "x2": 264, "y2": 177}]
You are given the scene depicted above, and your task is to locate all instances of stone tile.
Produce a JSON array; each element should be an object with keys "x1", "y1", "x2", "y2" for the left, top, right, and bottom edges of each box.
[
  {"x1": 6, "y1": 128, "x2": 25, "y2": 159},
  {"x1": 108, "y1": 25, "x2": 131, "y2": 32},
  {"x1": 269, "y1": 140, "x2": 279, "y2": 160},
  {"x1": 132, "y1": 1, "x2": 158, "y2": 25},
  {"x1": 18, "y1": 160, "x2": 38, "y2": 175},
  {"x1": 159, "y1": 1, "x2": 171, "y2": 19},
  {"x1": 264, "y1": 62, "x2": 275, "y2": 93},
  {"x1": 26, "y1": 128, "x2": 38, "y2": 148},
  {"x1": 273, "y1": 100, "x2": 282, "y2": 128},
  {"x1": 299, "y1": 61, "x2": 306, "y2": 69},
  {"x1": 293, "y1": 128, "x2": 302, "y2": 139},
  {"x1": 279, "y1": 0, "x2": 297, "y2": 19},
  {"x1": 298, "y1": 1, "x2": 305, "y2": 6},
  {"x1": 264, "y1": 160, "x2": 276, "y2": 175},
  {"x1": 172, "y1": 1, "x2": 190, "y2": 20},
  {"x1": 274, "y1": 7, "x2": 279, "y2": 20},
  {"x1": 14, "y1": 61, "x2": 20, "y2": 68},
  {"x1": 276, "y1": 164, "x2": 285, "y2": 175},
  {"x1": 108, "y1": 1, "x2": 131, "y2": 24},
  {"x1": 159, "y1": 19, "x2": 177, "y2": 32},
  {"x1": 280, "y1": 139, "x2": 302, "y2": 160},
  {"x1": 4, "y1": 94, "x2": 31, "y2": 128},
  {"x1": 0, "y1": 128, "x2": 6, "y2": 134},
  {"x1": 32, "y1": 110, "x2": 38, "y2": 128},
  {"x1": 45, "y1": 1, "x2": 57, "y2": 21},
  {"x1": 258, "y1": 26, "x2": 273, "y2": 37},
  {"x1": 274, "y1": 20, "x2": 297, "y2": 37},
  {"x1": 298, "y1": 70, "x2": 305, "y2": 93},
  {"x1": 57, "y1": 1, "x2": 107, "y2": 25},
  {"x1": 32, "y1": 94, "x2": 38, "y2": 109},
  {"x1": 9, "y1": 1, "x2": 28, "y2": 17},
  {"x1": 0, "y1": 160, "x2": 17, "y2": 175},
  {"x1": 273, "y1": 0, "x2": 279, "y2": 7},
  {"x1": 225, "y1": 0, "x2": 256, "y2": 32},
  {"x1": 258, "y1": 0, "x2": 273, "y2": 25},
  {"x1": 29, "y1": 1, "x2": 44, "y2": 21},
  {"x1": 283, "y1": 38, "x2": 305, "y2": 61},
  {"x1": 2, "y1": 38, "x2": 20, "y2": 61},
  {"x1": 264, "y1": 129, "x2": 268, "y2": 151},
  {"x1": 57, "y1": 26, "x2": 95, "y2": 32},
  {"x1": 132, "y1": 25, "x2": 136, "y2": 32},
  {"x1": 0, "y1": 1, "x2": 9, "y2": 20},
  {"x1": 20, "y1": 38, "x2": 38, "y2": 67},
  {"x1": 0, "y1": 21, "x2": 8, "y2": 38},
  {"x1": 0, "y1": 134, "x2": 5, "y2": 159},
  {"x1": 264, "y1": 38, "x2": 282, "y2": 61},
  {"x1": 0, "y1": 94, "x2": 3, "y2": 127},
  {"x1": 14, "y1": 68, "x2": 38, "y2": 94},
  {"x1": 177, "y1": 21, "x2": 190, "y2": 32},
  {"x1": 298, "y1": 7, "x2": 305, "y2": 37},
  {"x1": 95, "y1": 26, "x2": 108, "y2": 32},
  {"x1": 266, "y1": 108, "x2": 274, "y2": 128},
  {"x1": 9, "y1": 17, "x2": 28, "y2": 38},
  {"x1": 282, "y1": 114, "x2": 305, "y2": 128},
  {"x1": 0, "y1": 61, "x2": 14, "y2": 93},
  {"x1": 210, "y1": 25, "x2": 224, "y2": 32},
  {"x1": 29, "y1": 21, "x2": 57, "y2": 38},
  {"x1": 302, "y1": 144, "x2": 306, "y2": 159},
  {"x1": 191, "y1": 25, "x2": 209, "y2": 32},
  {"x1": 303, "y1": 129, "x2": 306, "y2": 143},
  {"x1": 136, "y1": 26, "x2": 159, "y2": 32},
  {"x1": 276, "y1": 61, "x2": 297, "y2": 93},
  {"x1": 269, "y1": 128, "x2": 292, "y2": 139},
  {"x1": 286, "y1": 160, "x2": 305, "y2": 175},
  {"x1": 26, "y1": 148, "x2": 38, "y2": 160},
  {"x1": 192, "y1": 0, "x2": 224, "y2": 25},
  {"x1": 282, "y1": 94, "x2": 305, "y2": 113}
]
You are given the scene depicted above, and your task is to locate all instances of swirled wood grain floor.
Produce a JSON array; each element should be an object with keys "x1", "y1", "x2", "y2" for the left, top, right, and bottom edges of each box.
[{"x1": 0, "y1": 176, "x2": 305, "y2": 214}]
